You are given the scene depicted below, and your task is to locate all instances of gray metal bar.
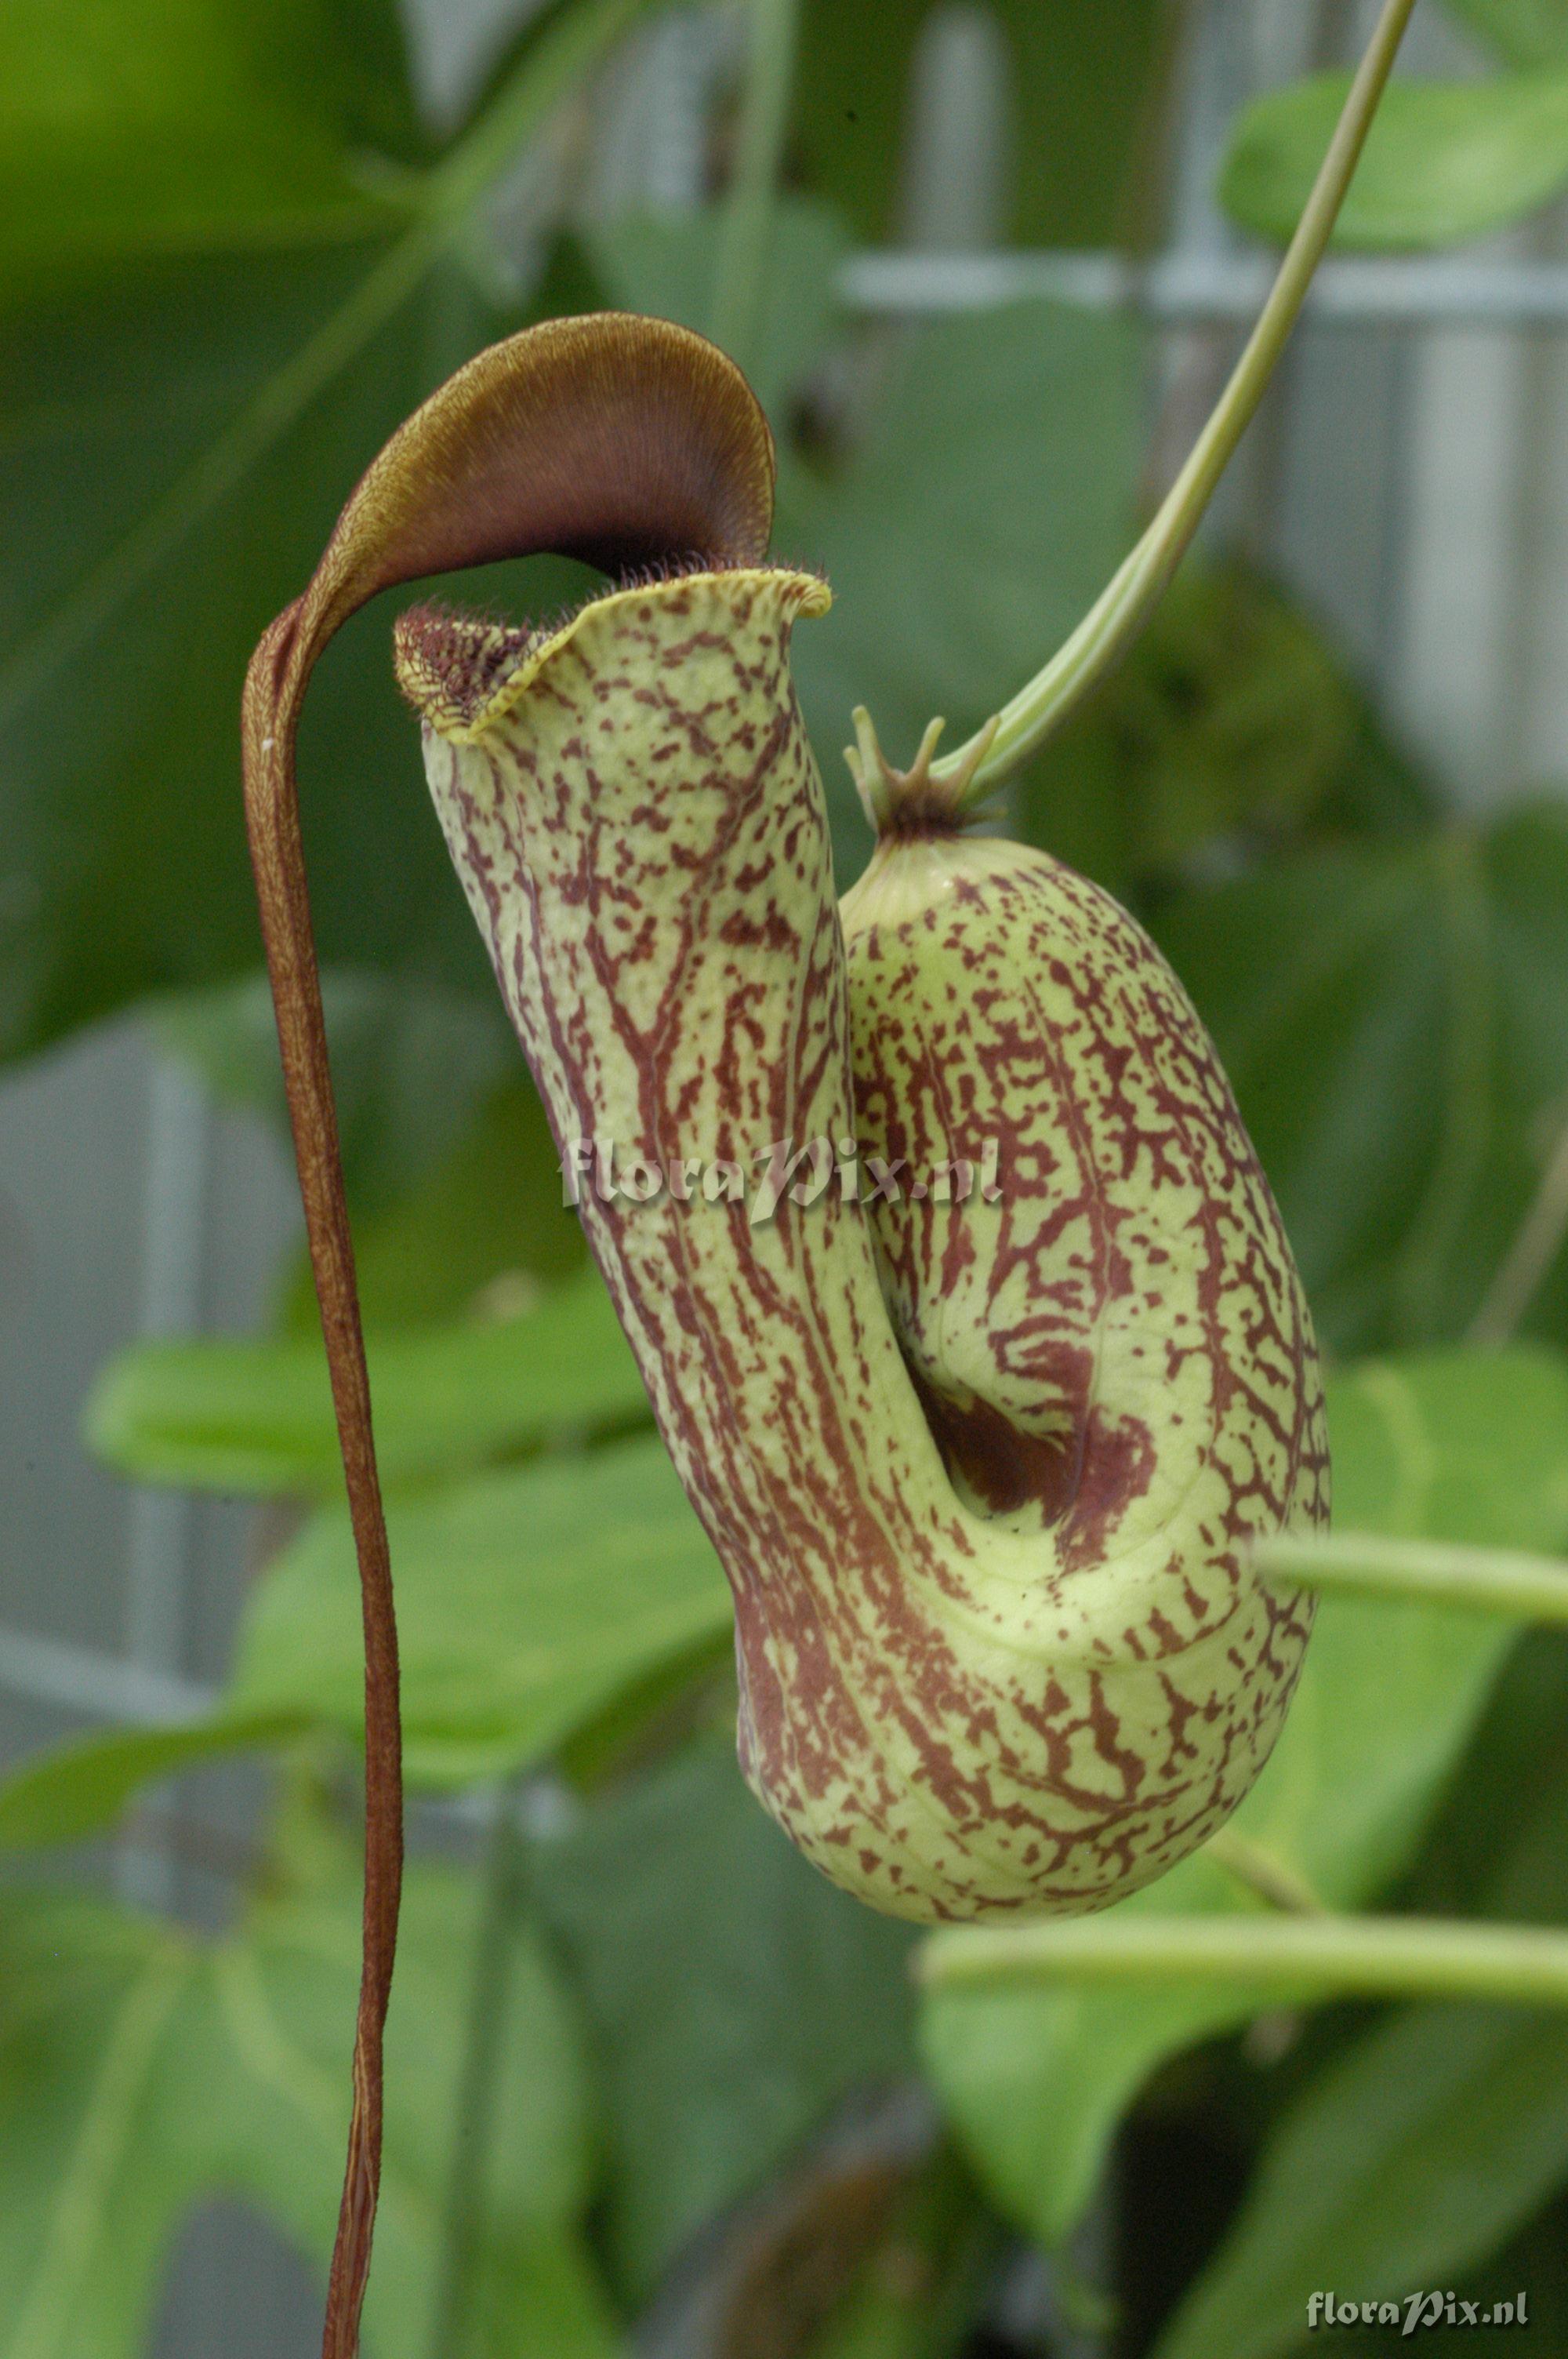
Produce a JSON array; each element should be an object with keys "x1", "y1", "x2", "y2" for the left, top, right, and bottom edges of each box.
[
  {"x1": 839, "y1": 249, "x2": 1568, "y2": 329},
  {"x1": 0, "y1": 1621, "x2": 215, "y2": 1726}
]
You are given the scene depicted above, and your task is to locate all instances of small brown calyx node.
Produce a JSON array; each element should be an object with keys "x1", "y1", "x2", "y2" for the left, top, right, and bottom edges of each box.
[{"x1": 844, "y1": 707, "x2": 1001, "y2": 837}]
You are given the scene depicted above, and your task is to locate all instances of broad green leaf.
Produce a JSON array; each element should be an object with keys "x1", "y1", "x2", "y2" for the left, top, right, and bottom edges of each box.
[
  {"x1": 0, "y1": 1710, "x2": 303, "y2": 1851},
  {"x1": 1221, "y1": 69, "x2": 1568, "y2": 250},
  {"x1": 1443, "y1": 0, "x2": 1568, "y2": 68},
  {"x1": 87, "y1": 1265, "x2": 645, "y2": 1496},
  {"x1": 919, "y1": 1347, "x2": 1568, "y2": 2248},
  {"x1": 777, "y1": 301, "x2": 1140, "y2": 868},
  {"x1": 1159, "y1": 809, "x2": 1568, "y2": 1359},
  {"x1": 2, "y1": 1428, "x2": 721, "y2": 1842},
  {"x1": 534, "y1": 1734, "x2": 918, "y2": 2296},
  {"x1": 0, "y1": 248, "x2": 498, "y2": 1061},
  {"x1": 0, "y1": 1822, "x2": 619, "y2": 2359},
  {"x1": 0, "y1": 0, "x2": 421, "y2": 284},
  {"x1": 232, "y1": 1435, "x2": 728, "y2": 1786}
]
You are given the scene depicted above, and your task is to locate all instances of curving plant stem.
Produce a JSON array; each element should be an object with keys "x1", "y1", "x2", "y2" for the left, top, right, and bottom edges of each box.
[
  {"x1": 920, "y1": 1911, "x2": 1568, "y2": 2009},
  {"x1": 931, "y1": 0, "x2": 1421, "y2": 807},
  {"x1": 1257, "y1": 1528, "x2": 1568, "y2": 1626}
]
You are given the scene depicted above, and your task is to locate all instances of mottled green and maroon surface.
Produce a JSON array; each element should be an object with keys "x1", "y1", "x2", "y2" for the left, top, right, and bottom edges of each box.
[{"x1": 396, "y1": 565, "x2": 1326, "y2": 1923}]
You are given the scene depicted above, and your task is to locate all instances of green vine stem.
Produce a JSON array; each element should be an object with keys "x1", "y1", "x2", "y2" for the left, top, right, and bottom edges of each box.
[
  {"x1": 1257, "y1": 1530, "x2": 1568, "y2": 1626},
  {"x1": 920, "y1": 1913, "x2": 1568, "y2": 2008},
  {"x1": 930, "y1": 0, "x2": 1420, "y2": 809},
  {"x1": 426, "y1": 1780, "x2": 529, "y2": 2359},
  {"x1": 708, "y1": 0, "x2": 802, "y2": 376}
]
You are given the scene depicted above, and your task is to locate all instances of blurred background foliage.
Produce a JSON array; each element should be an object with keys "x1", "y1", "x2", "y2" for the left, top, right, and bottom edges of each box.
[{"x1": 11, "y1": 0, "x2": 1568, "y2": 2354}]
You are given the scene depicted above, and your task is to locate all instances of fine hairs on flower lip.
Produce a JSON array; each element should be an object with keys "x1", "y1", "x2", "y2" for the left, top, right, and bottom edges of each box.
[{"x1": 393, "y1": 554, "x2": 830, "y2": 738}]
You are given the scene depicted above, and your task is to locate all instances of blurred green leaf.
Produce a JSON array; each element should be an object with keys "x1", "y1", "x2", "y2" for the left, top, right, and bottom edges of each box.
[
  {"x1": 1018, "y1": 559, "x2": 1433, "y2": 902},
  {"x1": 1443, "y1": 0, "x2": 1568, "y2": 68},
  {"x1": 331, "y1": 1074, "x2": 587, "y2": 1329},
  {"x1": 88, "y1": 1264, "x2": 644, "y2": 1496},
  {"x1": 0, "y1": 1819, "x2": 617, "y2": 2357},
  {"x1": 534, "y1": 1734, "x2": 918, "y2": 2296},
  {"x1": 2, "y1": 1429, "x2": 721, "y2": 1844},
  {"x1": 1160, "y1": 808, "x2": 1568, "y2": 1358},
  {"x1": 232, "y1": 1434, "x2": 727, "y2": 1787},
  {"x1": 0, "y1": 1710, "x2": 303, "y2": 1851},
  {"x1": 1155, "y1": 2005, "x2": 1568, "y2": 2359},
  {"x1": 165, "y1": 969, "x2": 585, "y2": 1325},
  {"x1": 1158, "y1": 1619, "x2": 1568, "y2": 2359},
  {"x1": 1221, "y1": 69, "x2": 1568, "y2": 251},
  {"x1": 793, "y1": 0, "x2": 1169, "y2": 247},
  {"x1": 919, "y1": 1347, "x2": 1568, "y2": 2248},
  {"x1": 161, "y1": 967, "x2": 517, "y2": 1220},
  {"x1": 585, "y1": 197, "x2": 851, "y2": 420},
  {"x1": 0, "y1": 1895, "x2": 199, "y2": 2359},
  {"x1": 777, "y1": 301, "x2": 1140, "y2": 867},
  {"x1": 0, "y1": 0, "x2": 648, "y2": 1067},
  {"x1": 0, "y1": 0, "x2": 422, "y2": 285}
]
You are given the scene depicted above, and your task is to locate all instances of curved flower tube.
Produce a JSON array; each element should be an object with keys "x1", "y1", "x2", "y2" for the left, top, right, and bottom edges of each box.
[{"x1": 396, "y1": 581, "x2": 1324, "y2": 1928}]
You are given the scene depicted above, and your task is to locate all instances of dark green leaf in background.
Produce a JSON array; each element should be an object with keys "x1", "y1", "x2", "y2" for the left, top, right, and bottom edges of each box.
[
  {"x1": 793, "y1": 0, "x2": 1170, "y2": 249},
  {"x1": 534, "y1": 1735, "x2": 919, "y2": 2298},
  {"x1": 1159, "y1": 808, "x2": 1568, "y2": 1358},
  {"x1": 0, "y1": 0, "x2": 423, "y2": 284},
  {"x1": 0, "y1": 0, "x2": 648, "y2": 1069},
  {"x1": 1443, "y1": 0, "x2": 1568, "y2": 69},
  {"x1": 1156, "y1": 1626, "x2": 1568, "y2": 2359},
  {"x1": 1018, "y1": 559, "x2": 1434, "y2": 903},
  {"x1": 1155, "y1": 2003, "x2": 1568, "y2": 2359},
  {"x1": 779, "y1": 300, "x2": 1141, "y2": 871}
]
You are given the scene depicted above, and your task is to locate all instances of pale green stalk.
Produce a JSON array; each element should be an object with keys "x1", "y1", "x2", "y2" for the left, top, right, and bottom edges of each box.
[
  {"x1": 0, "y1": 0, "x2": 656, "y2": 728},
  {"x1": 921, "y1": 1913, "x2": 1568, "y2": 2007},
  {"x1": 709, "y1": 0, "x2": 802, "y2": 376},
  {"x1": 931, "y1": 0, "x2": 1420, "y2": 807},
  {"x1": 1258, "y1": 1529, "x2": 1568, "y2": 1626}
]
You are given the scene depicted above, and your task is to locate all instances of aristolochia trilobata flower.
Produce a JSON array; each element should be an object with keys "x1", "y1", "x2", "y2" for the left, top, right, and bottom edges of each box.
[
  {"x1": 240, "y1": 11, "x2": 1411, "y2": 2346},
  {"x1": 392, "y1": 500, "x2": 1327, "y2": 1927}
]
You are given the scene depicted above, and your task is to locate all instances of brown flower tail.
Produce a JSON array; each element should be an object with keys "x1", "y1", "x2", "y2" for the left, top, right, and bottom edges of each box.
[{"x1": 240, "y1": 314, "x2": 774, "y2": 2359}]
